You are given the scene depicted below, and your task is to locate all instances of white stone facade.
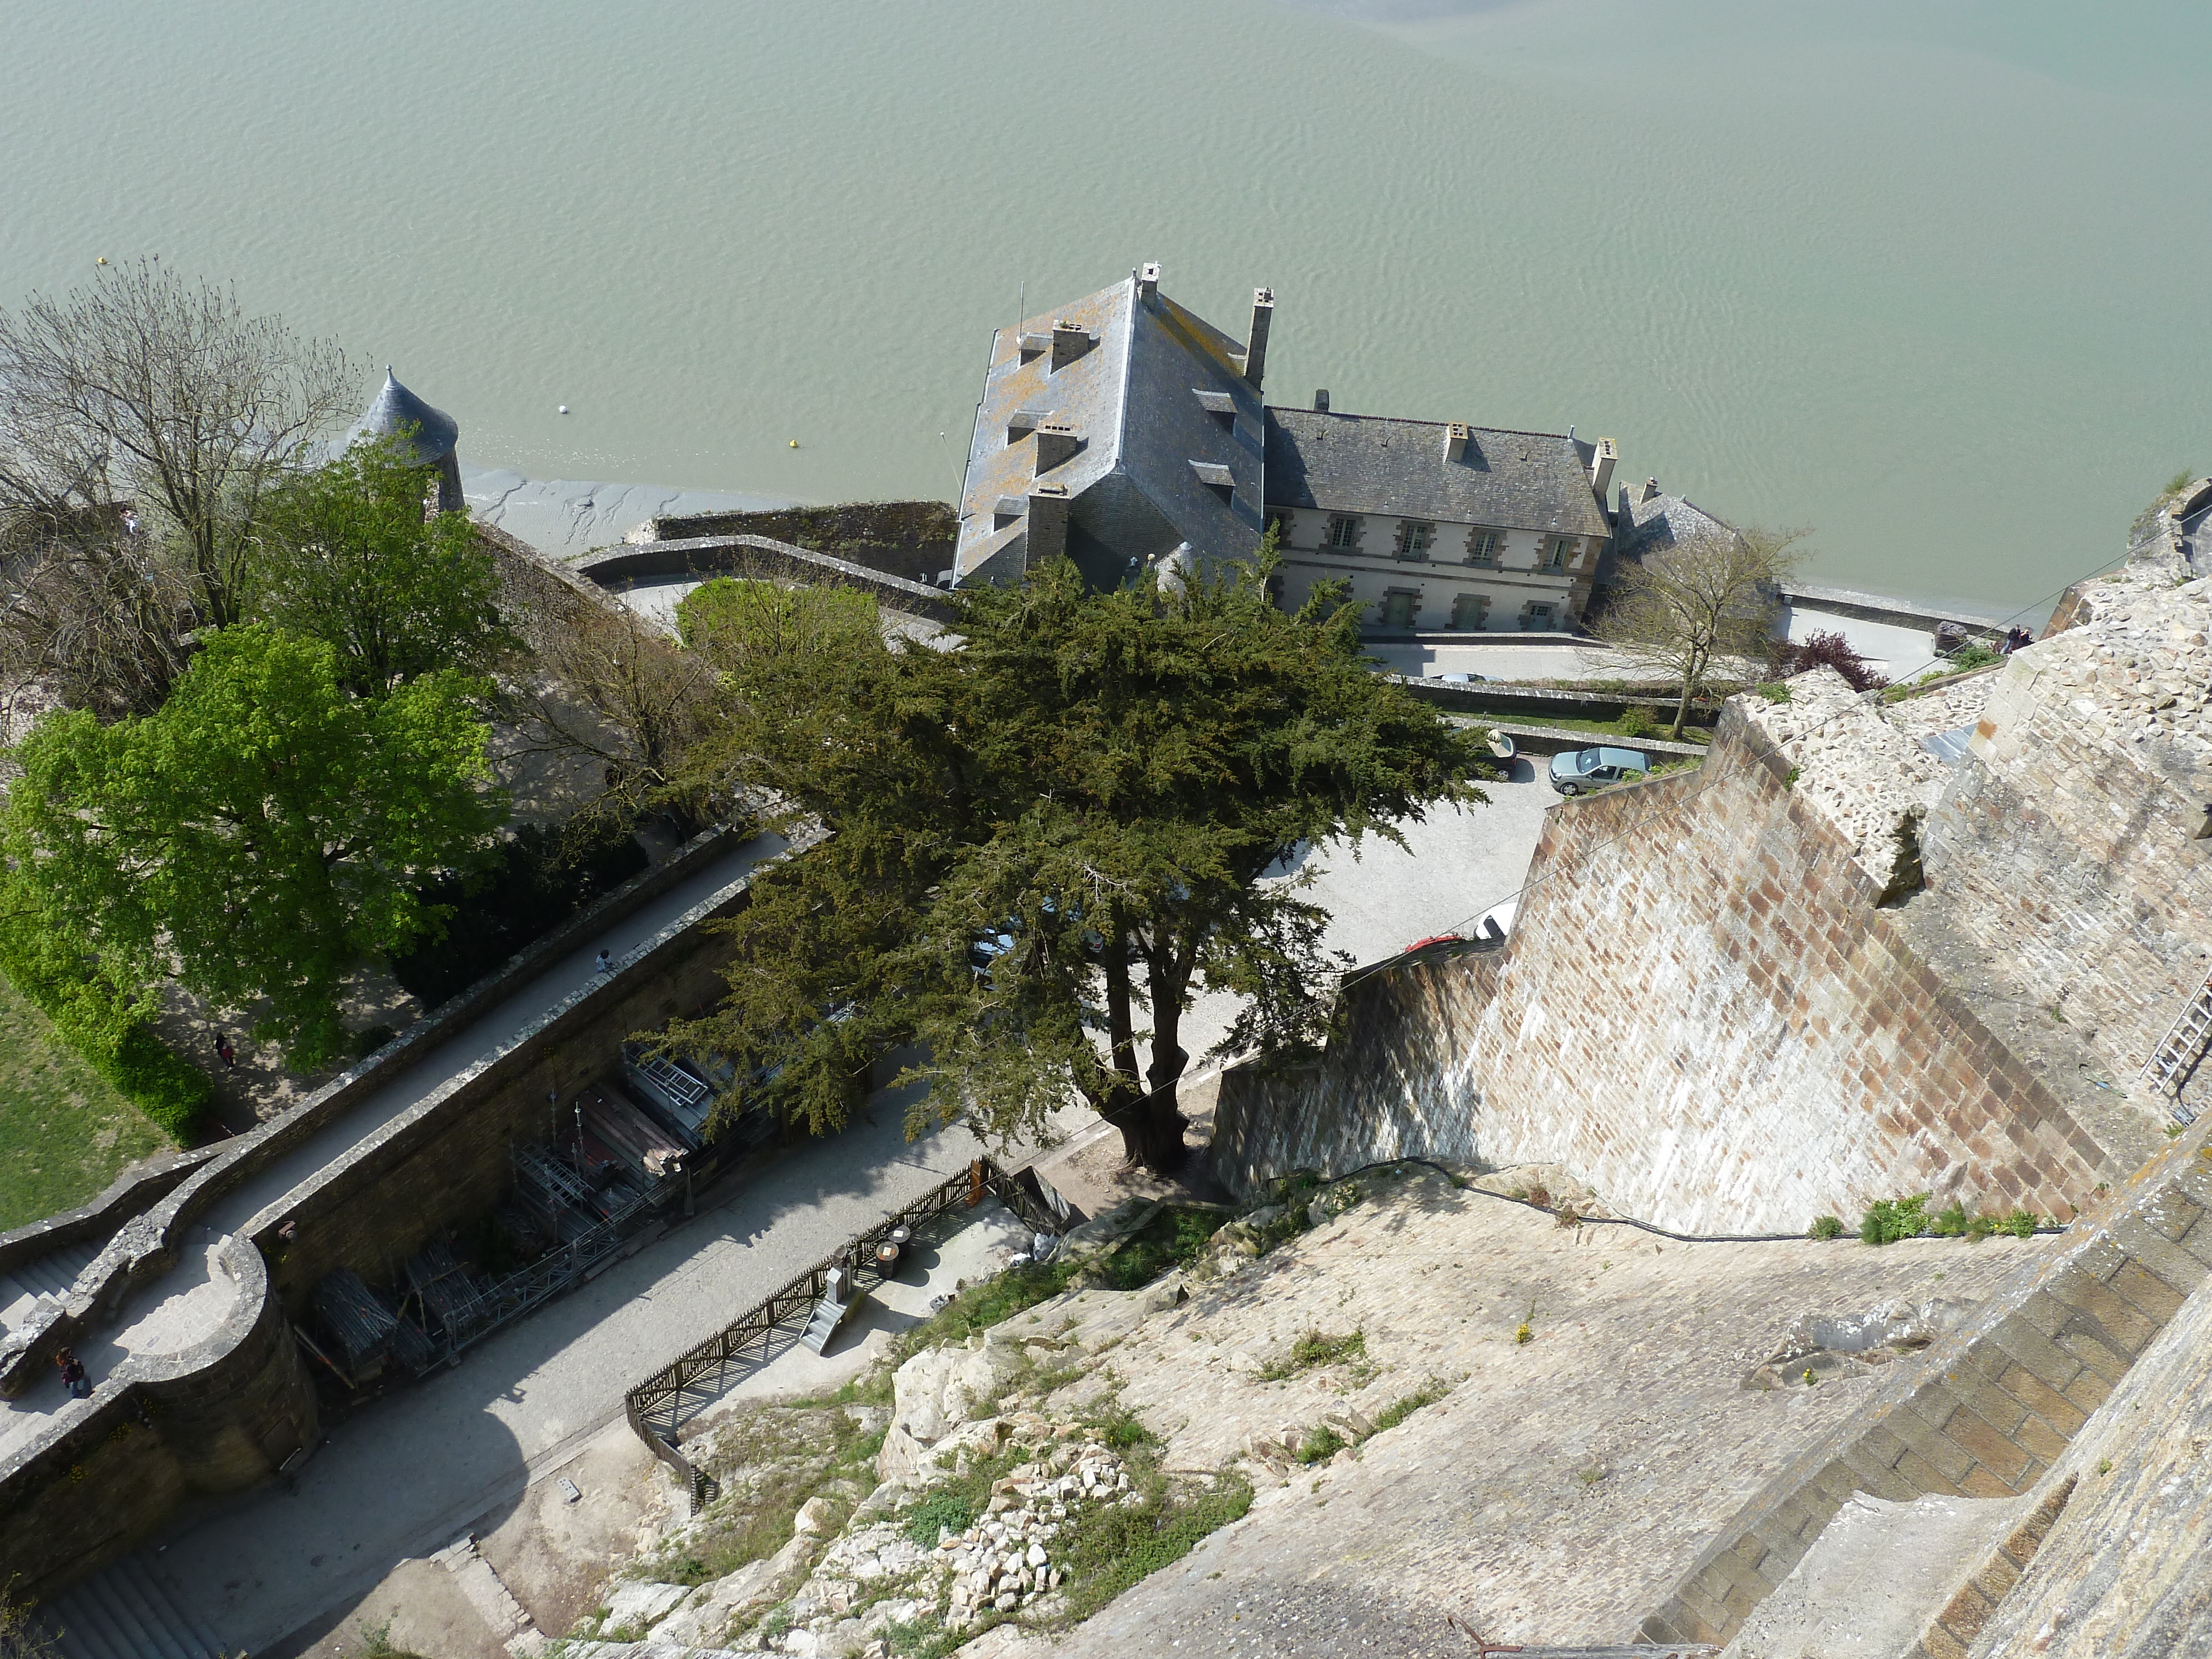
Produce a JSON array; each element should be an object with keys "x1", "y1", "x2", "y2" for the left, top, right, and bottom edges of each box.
[{"x1": 1266, "y1": 506, "x2": 1597, "y2": 633}]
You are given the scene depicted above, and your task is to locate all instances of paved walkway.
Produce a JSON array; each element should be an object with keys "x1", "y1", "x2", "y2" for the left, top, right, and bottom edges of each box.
[
  {"x1": 106, "y1": 1093, "x2": 1031, "y2": 1655},
  {"x1": 0, "y1": 834, "x2": 785, "y2": 1458}
]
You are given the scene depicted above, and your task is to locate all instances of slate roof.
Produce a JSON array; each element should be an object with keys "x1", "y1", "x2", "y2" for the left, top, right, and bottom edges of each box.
[
  {"x1": 1613, "y1": 487, "x2": 1737, "y2": 561},
  {"x1": 954, "y1": 273, "x2": 1262, "y2": 585},
  {"x1": 1262, "y1": 408, "x2": 1608, "y2": 539},
  {"x1": 350, "y1": 368, "x2": 460, "y2": 465}
]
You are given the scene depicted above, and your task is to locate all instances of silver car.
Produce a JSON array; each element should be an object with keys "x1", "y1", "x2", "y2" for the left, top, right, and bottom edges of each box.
[{"x1": 1548, "y1": 745, "x2": 1650, "y2": 796}]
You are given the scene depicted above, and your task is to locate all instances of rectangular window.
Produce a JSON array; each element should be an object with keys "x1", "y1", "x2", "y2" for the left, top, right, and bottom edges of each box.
[
  {"x1": 1464, "y1": 530, "x2": 1500, "y2": 565},
  {"x1": 1451, "y1": 593, "x2": 1489, "y2": 630},
  {"x1": 1395, "y1": 521, "x2": 1436, "y2": 561},
  {"x1": 1325, "y1": 514, "x2": 1361, "y2": 550},
  {"x1": 1545, "y1": 538, "x2": 1576, "y2": 571}
]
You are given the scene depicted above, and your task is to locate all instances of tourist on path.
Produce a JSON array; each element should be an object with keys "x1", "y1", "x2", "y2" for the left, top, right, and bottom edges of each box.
[
  {"x1": 594, "y1": 950, "x2": 614, "y2": 975},
  {"x1": 55, "y1": 1347, "x2": 91, "y2": 1399}
]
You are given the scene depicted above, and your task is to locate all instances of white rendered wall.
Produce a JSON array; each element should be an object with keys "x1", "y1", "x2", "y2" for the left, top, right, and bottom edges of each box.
[{"x1": 1267, "y1": 508, "x2": 1593, "y2": 630}]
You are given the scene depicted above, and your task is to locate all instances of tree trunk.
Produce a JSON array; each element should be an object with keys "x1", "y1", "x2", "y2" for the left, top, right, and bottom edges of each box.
[{"x1": 1110, "y1": 1088, "x2": 1188, "y2": 1173}]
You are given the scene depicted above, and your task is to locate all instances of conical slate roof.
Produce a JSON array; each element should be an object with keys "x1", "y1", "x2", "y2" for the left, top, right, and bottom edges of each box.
[{"x1": 349, "y1": 367, "x2": 459, "y2": 465}]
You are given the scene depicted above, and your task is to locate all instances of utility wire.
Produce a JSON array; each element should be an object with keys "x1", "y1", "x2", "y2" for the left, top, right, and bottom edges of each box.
[{"x1": 1338, "y1": 541, "x2": 2147, "y2": 992}]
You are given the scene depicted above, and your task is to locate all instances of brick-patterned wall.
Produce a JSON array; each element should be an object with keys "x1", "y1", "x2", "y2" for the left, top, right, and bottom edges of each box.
[
  {"x1": 1213, "y1": 702, "x2": 2126, "y2": 1234},
  {"x1": 1642, "y1": 1117, "x2": 2212, "y2": 1646}
]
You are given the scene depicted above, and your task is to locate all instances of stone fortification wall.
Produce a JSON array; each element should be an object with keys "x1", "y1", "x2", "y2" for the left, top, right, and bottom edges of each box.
[
  {"x1": 1644, "y1": 1110, "x2": 2212, "y2": 1646},
  {"x1": 0, "y1": 1235, "x2": 315, "y2": 1603},
  {"x1": 576, "y1": 535, "x2": 953, "y2": 624},
  {"x1": 1213, "y1": 675, "x2": 2136, "y2": 1234},
  {"x1": 1918, "y1": 567, "x2": 2212, "y2": 1100},
  {"x1": 638, "y1": 500, "x2": 956, "y2": 587},
  {"x1": 249, "y1": 855, "x2": 761, "y2": 1311}
]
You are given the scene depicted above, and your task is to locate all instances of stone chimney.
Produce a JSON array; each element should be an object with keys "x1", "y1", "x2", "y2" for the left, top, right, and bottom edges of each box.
[
  {"x1": 1243, "y1": 288, "x2": 1274, "y2": 389},
  {"x1": 1027, "y1": 482, "x2": 1071, "y2": 564},
  {"x1": 1444, "y1": 422, "x2": 1472, "y2": 463},
  {"x1": 1590, "y1": 437, "x2": 1617, "y2": 500},
  {"x1": 1050, "y1": 321, "x2": 1092, "y2": 372},
  {"x1": 1313, "y1": 389, "x2": 1330, "y2": 413},
  {"x1": 1638, "y1": 477, "x2": 1661, "y2": 505},
  {"x1": 1035, "y1": 419, "x2": 1081, "y2": 474},
  {"x1": 1138, "y1": 262, "x2": 1161, "y2": 303}
]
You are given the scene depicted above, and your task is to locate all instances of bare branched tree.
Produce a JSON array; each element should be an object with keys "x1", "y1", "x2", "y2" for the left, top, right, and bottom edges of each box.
[
  {"x1": 0, "y1": 261, "x2": 354, "y2": 626},
  {"x1": 508, "y1": 589, "x2": 719, "y2": 830},
  {"x1": 0, "y1": 507, "x2": 196, "y2": 722},
  {"x1": 1595, "y1": 524, "x2": 1804, "y2": 738}
]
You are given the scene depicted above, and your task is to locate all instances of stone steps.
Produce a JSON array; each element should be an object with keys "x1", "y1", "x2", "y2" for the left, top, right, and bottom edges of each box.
[
  {"x1": 0, "y1": 1239, "x2": 101, "y2": 1333},
  {"x1": 38, "y1": 1552, "x2": 227, "y2": 1659}
]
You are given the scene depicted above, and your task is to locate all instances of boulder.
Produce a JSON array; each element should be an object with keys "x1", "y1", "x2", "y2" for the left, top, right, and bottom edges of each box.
[
  {"x1": 600, "y1": 1578, "x2": 690, "y2": 1633},
  {"x1": 655, "y1": 1533, "x2": 813, "y2": 1645},
  {"x1": 794, "y1": 1495, "x2": 838, "y2": 1535}
]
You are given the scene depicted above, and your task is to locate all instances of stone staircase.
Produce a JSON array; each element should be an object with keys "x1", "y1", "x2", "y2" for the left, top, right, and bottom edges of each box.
[
  {"x1": 36, "y1": 1553, "x2": 227, "y2": 1659},
  {"x1": 0, "y1": 1239, "x2": 101, "y2": 1333}
]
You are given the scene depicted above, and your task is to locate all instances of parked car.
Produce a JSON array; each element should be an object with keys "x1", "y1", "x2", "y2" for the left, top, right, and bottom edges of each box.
[
  {"x1": 1548, "y1": 745, "x2": 1650, "y2": 796},
  {"x1": 1437, "y1": 671, "x2": 1488, "y2": 684}
]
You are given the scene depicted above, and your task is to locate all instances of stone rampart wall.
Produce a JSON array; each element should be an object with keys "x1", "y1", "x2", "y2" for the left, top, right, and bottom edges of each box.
[
  {"x1": 576, "y1": 535, "x2": 954, "y2": 623},
  {"x1": 1213, "y1": 702, "x2": 2119, "y2": 1234},
  {"x1": 1642, "y1": 1114, "x2": 2212, "y2": 1645},
  {"x1": 0, "y1": 1235, "x2": 315, "y2": 1603},
  {"x1": 641, "y1": 500, "x2": 956, "y2": 587}
]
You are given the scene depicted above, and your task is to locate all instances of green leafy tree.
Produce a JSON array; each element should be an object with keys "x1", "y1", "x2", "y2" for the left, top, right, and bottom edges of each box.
[
  {"x1": 670, "y1": 546, "x2": 1486, "y2": 1171},
  {"x1": 252, "y1": 436, "x2": 515, "y2": 693},
  {"x1": 0, "y1": 624, "x2": 504, "y2": 1068},
  {"x1": 1595, "y1": 523, "x2": 1803, "y2": 738}
]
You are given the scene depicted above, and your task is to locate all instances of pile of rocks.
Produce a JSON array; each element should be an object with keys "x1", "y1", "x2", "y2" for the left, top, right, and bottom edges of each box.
[{"x1": 938, "y1": 1438, "x2": 1134, "y2": 1629}]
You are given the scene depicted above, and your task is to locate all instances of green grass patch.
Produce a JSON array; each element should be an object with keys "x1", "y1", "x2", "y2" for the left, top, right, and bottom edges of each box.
[
  {"x1": 0, "y1": 969, "x2": 172, "y2": 1228},
  {"x1": 1371, "y1": 1380, "x2": 1449, "y2": 1432},
  {"x1": 1485, "y1": 711, "x2": 1715, "y2": 745},
  {"x1": 1094, "y1": 1208, "x2": 1221, "y2": 1292},
  {"x1": 906, "y1": 1488, "x2": 981, "y2": 1548},
  {"x1": 890, "y1": 1258, "x2": 1080, "y2": 1361},
  {"x1": 1860, "y1": 1194, "x2": 2039, "y2": 1245},
  {"x1": 1052, "y1": 1469, "x2": 1254, "y2": 1623},
  {"x1": 1258, "y1": 1329, "x2": 1366, "y2": 1381}
]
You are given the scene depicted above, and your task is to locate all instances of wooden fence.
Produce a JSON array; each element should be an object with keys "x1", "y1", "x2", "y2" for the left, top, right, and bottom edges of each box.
[{"x1": 623, "y1": 1157, "x2": 1065, "y2": 1511}]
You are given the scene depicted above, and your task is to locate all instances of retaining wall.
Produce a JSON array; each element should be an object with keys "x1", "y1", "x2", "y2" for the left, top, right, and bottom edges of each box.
[
  {"x1": 0, "y1": 1234, "x2": 315, "y2": 1603},
  {"x1": 575, "y1": 535, "x2": 954, "y2": 623},
  {"x1": 1642, "y1": 1114, "x2": 2212, "y2": 1645},
  {"x1": 640, "y1": 500, "x2": 956, "y2": 587},
  {"x1": 1211, "y1": 700, "x2": 2131, "y2": 1234}
]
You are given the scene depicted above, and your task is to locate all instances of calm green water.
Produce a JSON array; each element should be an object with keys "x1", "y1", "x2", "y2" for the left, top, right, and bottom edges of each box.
[{"x1": 3, "y1": 1, "x2": 2207, "y2": 611}]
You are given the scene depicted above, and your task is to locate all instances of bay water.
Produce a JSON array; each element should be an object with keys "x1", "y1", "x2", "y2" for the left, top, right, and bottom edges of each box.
[{"x1": 3, "y1": 0, "x2": 2208, "y2": 611}]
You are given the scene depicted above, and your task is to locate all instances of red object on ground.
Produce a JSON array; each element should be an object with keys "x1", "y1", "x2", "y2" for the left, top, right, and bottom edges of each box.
[{"x1": 1405, "y1": 934, "x2": 1465, "y2": 953}]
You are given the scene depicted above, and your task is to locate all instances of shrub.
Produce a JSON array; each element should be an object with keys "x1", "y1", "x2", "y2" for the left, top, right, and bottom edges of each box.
[
  {"x1": 1295, "y1": 1425, "x2": 1347, "y2": 1464},
  {"x1": 906, "y1": 1488, "x2": 980, "y2": 1547},
  {"x1": 1617, "y1": 704, "x2": 1656, "y2": 739},
  {"x1": 1756, "y1": 682, "x2": 1792, "y2": 704},
  {"x1": 1773, "y1": 629, "x2": 1888, "y2": 692},
  {"x1": 1260, "y1": 1329, "x2": 1365, "y2": 1380},
  {"x1": 1807, "y1": 1214, "x2": 1845, "y2": 1240},
  {"x1": 1947, "y1": 642, "x2": 2004, "y2": 672},
  {"x1": 1929, "y1": 1200, "x2": 1971, "y2": 1238},
  {"x1": 1860, "y1": 1194, "x2": 1932, "y2": 1245},
  {"x1": 0, "y1": 928, "x2": 210, "y2": 1141}
]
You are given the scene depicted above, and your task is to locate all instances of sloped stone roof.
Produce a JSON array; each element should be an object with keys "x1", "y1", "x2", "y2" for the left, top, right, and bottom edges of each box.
[{"x1": 350, "y1": 367, "x2": 459, "y2": 465}]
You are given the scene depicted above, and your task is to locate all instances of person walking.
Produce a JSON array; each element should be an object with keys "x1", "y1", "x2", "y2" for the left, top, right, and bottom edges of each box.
[
  {"x1": 55, "y1": 1347, "x2": 91, "y2": 1399},
  {"x1": 594, "y1": 950, "x2": 614, "y2": 975},
  {"x1": 216, "y1": 1032, "x2": 237, "y2": 1069}
]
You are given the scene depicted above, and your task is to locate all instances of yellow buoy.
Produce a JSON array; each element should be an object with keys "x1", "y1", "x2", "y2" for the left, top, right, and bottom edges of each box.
[
  {"x1": 789, "y1": 439, "x2": 799, "y2": 448},
  {"x1": 95, "y1": 257, "x2": 107, "y2": 266}
]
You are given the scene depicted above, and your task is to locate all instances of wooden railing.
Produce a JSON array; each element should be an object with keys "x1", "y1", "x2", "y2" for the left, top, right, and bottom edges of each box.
[{"x1": 623, "y1": 1157, "x2": 1065, "y2": 1511}]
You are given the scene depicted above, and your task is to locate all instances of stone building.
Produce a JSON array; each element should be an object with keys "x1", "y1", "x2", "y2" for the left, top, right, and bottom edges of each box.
[
  {"x1": 952, "y1": 265, "x2": 1266, "y2": 592},
  {"x1": 952, "y1": 267, "x2": 1618, "y2": 633},
  {"x1": 1264, "y1": 401, "x2": 1615, "y2": 633}
]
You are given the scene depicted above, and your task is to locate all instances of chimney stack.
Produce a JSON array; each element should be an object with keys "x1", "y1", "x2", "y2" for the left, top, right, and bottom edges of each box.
[
  {"x1": 1638, "y1": 477, "x2": 1660, "y2": 505},
  {"x1": 1243, "y1": 288, "x2": 1274, "y2": 389},
  {"x1": 1027, "y1": 482, "x2": 1071, "y2": 564},
  {"x1": 1313, "y1": 389, "x2": 1330, "y2": 413},
  {"x1": 1034, "y1": 419, "x2": 1080, "y2": 474},
  {"x1": 1050, "y1": 321, "x2": 1092, "y2": 372},
  {"x1": 1590, "y1": 437, "x2": 1617, "y2": 501},
  {"x1": 1138, "y1": 262, "x2": 1161, "y2": 303},
  {"x1": 1444, "y1": 422, "x2": 1472, "y2": 463}
]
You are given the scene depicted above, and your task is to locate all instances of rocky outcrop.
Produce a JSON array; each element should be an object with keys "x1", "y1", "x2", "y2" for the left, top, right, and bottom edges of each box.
[{"x1": 876, "y1": 1329, "x2": 1025, "y2": 1486}]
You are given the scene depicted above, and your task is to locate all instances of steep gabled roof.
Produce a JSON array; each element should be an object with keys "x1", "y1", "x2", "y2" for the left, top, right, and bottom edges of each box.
[{"x1": 1262, "y1": 408, "x2": 1608, "y2": 539}]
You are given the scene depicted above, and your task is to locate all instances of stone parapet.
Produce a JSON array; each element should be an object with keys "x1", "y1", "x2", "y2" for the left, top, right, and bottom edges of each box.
[
  {"x1": 1642, "y1": 1116, "x2": 2212, "y2": 1646},
  {"x1": 576, "y1": 535, "x2": 954, "y2": 623}
]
